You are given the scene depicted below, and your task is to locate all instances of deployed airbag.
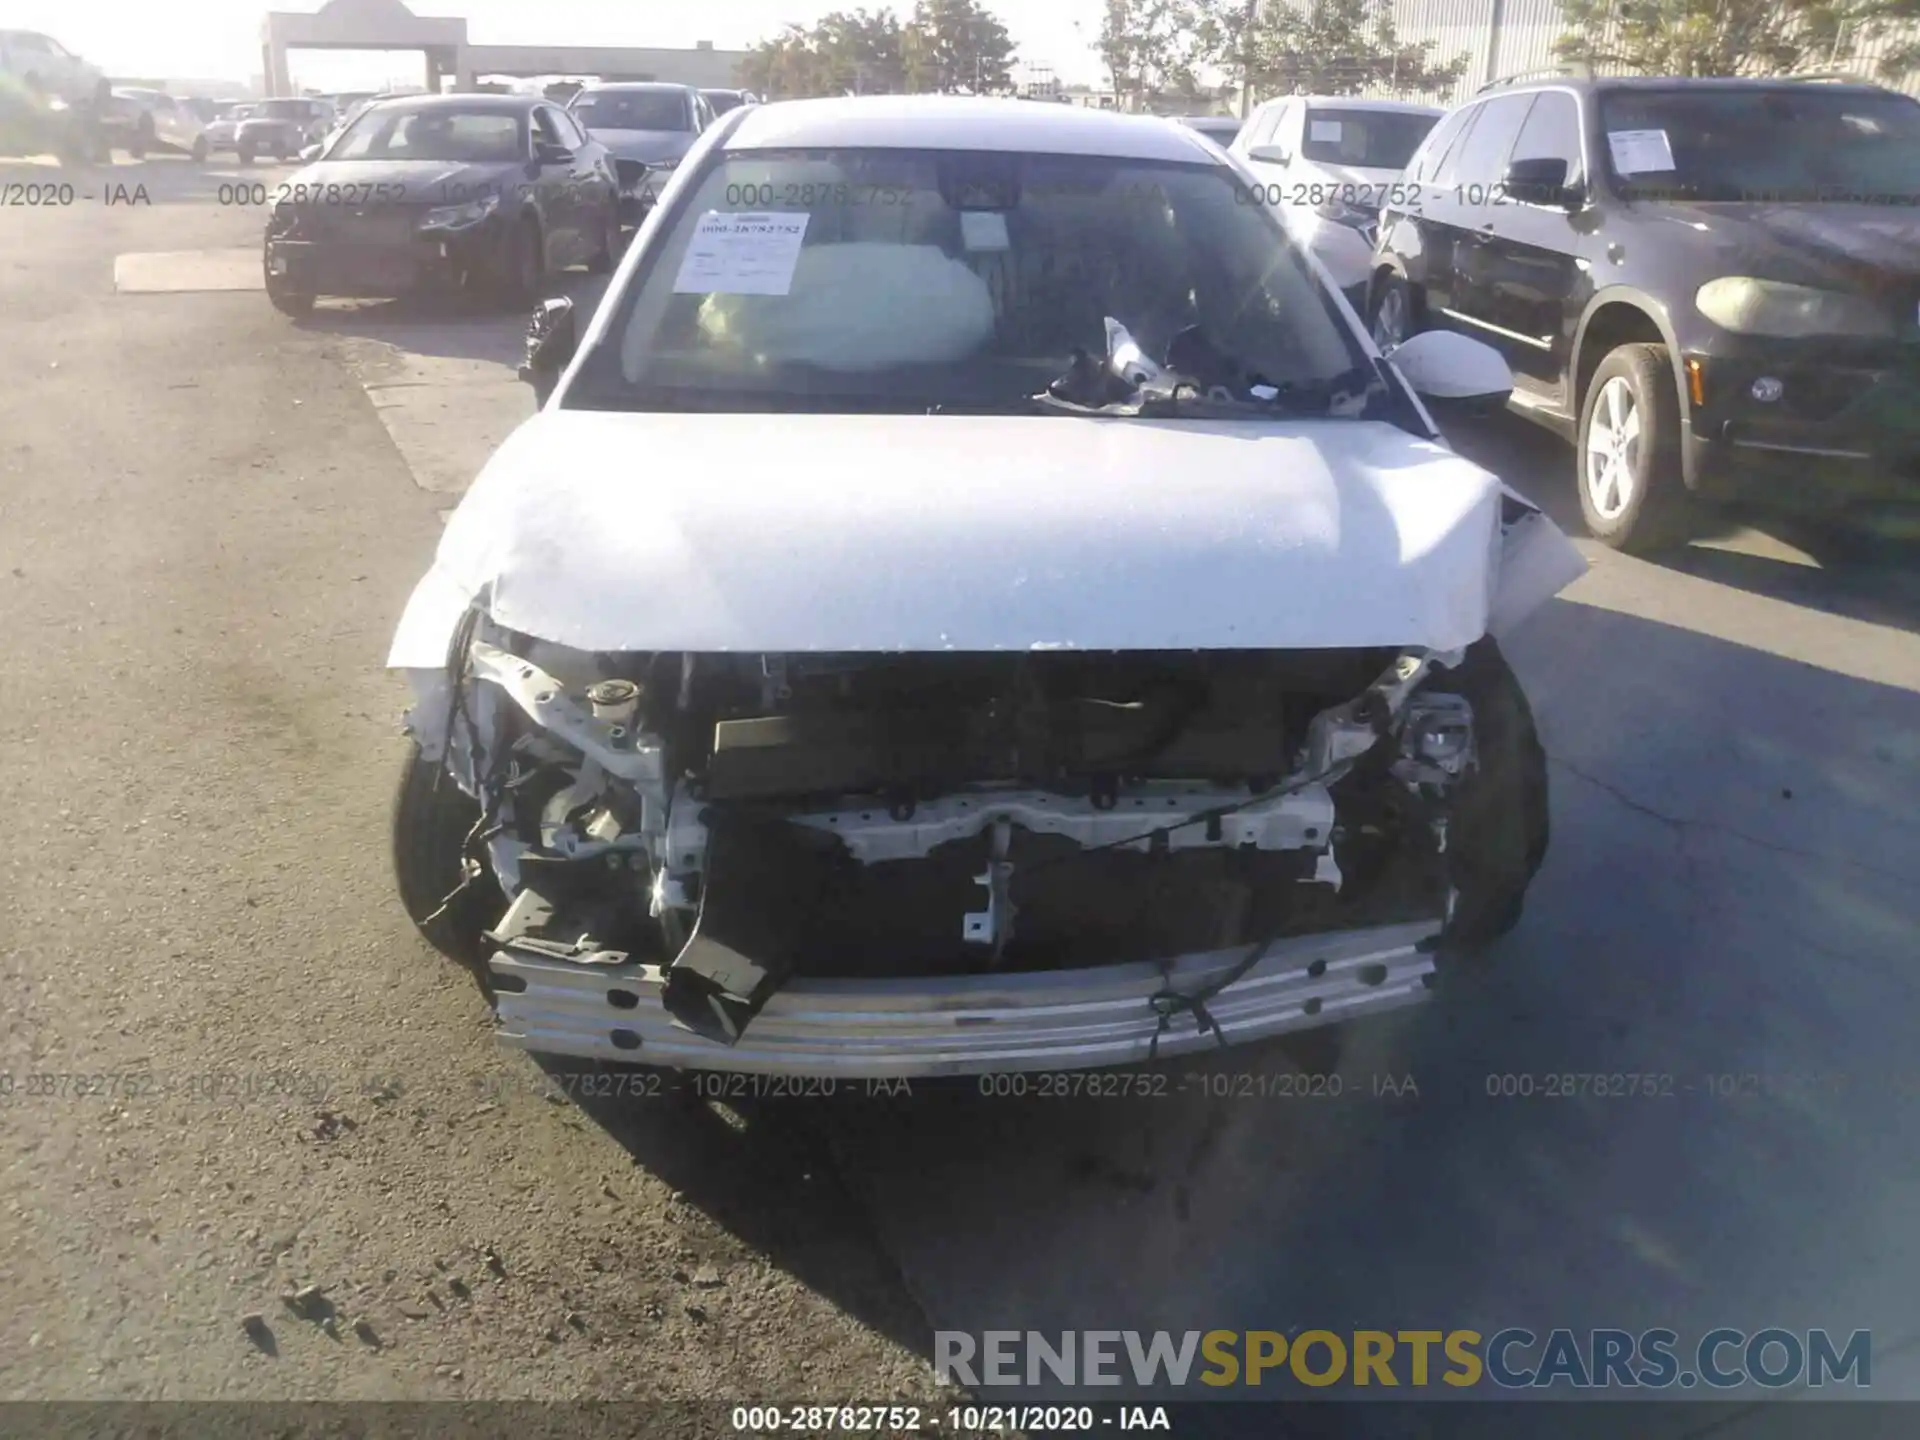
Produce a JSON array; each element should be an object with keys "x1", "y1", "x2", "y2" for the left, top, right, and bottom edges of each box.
[{"x1": 696, "y1": 242, "x2": 995, "y2": 371}]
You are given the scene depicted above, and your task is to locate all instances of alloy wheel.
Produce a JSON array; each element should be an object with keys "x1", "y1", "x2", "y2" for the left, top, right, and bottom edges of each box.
[{"x1": 1584, "y1": 376, "x2": 1642, "y2": 521}]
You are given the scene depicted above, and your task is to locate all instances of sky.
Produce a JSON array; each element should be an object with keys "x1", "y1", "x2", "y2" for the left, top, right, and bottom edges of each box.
[{"x1": 12, "y1": 0, "x2": 1113, "y2": 91}]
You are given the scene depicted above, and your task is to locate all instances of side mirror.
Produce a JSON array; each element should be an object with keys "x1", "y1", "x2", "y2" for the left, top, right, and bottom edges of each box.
[
  {"x1": 1503, "y1": 156, "x2": 1573, "y2": 207},
  {"x1": 1246, "y1": 143, "x2": 1290, "y2": 166},
  {"x1": 535, "y1": 142, "x2": 573, "y2": 166},
  {"x1": 517, "y1": 296, "x2": 577, "y2": 406},
  {"x1": 1388, "y1": 330, "x2": 1513, "y2": 419},
  {"x1": 298, "y1": 143, "x2": 320, "y2": 162}
]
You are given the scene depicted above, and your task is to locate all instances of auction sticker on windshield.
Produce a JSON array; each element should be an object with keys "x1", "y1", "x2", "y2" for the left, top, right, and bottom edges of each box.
[
  {"x1": 672, "y1": 211, "x2": 811, "y2": 295},
  {"x1": 1607, "y1": 129, "x2": 1675, "y2": 174},
  {"x1": 1310, "y1": 120, "x2": 1343, "y2": 143},
  {"x1": 960, "y1": 210, "x2": 1010, "y2": 252}
]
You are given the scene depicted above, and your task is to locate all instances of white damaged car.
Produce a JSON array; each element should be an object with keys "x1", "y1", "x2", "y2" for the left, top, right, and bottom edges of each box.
[{"x1": 387, "y1": 97, "x2": 1587, "y2": 1077}]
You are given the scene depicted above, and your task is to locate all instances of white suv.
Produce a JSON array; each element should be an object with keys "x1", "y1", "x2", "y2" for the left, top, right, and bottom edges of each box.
[{"x1": 1231, "y1": 95, "x2": 1442, "y2": 308}]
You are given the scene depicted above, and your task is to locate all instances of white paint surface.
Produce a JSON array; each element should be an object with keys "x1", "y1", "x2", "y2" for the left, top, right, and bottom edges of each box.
[{"x1": 387, "y1": 408, "x2": 1585, "y2": 665}]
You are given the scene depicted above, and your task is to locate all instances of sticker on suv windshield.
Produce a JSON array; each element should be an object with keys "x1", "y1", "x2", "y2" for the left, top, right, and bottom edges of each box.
[
  {"x1": 1309, "y1": 119, "x2": 1343, "y2": 143},
  {"x1": 960, "y1": 210, "x2": 1010, "y2": 252},
  {"x1": 1607, "y1": 129, "x2": 1676, "y2": 175},
  {"x1": 671, "y1": 211, "x2": 811, "y2": 296}
]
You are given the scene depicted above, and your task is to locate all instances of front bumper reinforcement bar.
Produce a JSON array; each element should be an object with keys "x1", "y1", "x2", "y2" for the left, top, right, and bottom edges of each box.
[{"x1": 488, "y1": 920, "x2": 1440, "y2": 1078}]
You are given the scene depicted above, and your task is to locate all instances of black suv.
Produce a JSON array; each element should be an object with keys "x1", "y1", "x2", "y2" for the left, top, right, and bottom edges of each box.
[{"x1": 1369, "y1": 73, "x2": 1920, "y2": 551}]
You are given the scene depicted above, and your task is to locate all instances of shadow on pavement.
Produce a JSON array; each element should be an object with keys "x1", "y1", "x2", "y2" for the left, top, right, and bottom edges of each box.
[
  {"x1": 299, "y1": 271, "x2": 613, "y2": 366},
  {"x1": 1448, "y1": 410, "x2": 1920, "y2": 634},
  {"x1": 1663, "y1": 524, "x2": 1920, "y2": 636},
  {"x1": 541, "y1": 1059, "x2": 939, "y2": 1362}
]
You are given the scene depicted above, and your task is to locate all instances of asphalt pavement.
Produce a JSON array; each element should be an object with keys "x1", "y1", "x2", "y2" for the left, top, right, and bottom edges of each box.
[{"x1": 3, "y1": 152, "x2": 1919, "y2": 1432}]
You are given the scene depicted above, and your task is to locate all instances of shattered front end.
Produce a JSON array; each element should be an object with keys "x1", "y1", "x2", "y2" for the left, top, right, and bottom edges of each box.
[{"x1": 397, "y1": 623, "x2": 1522, "y2": 1077}]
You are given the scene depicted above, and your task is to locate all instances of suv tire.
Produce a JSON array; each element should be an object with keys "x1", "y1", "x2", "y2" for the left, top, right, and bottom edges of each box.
[{"x1": 1577, "y1": 343, "x2": 1693, "y2": 553}]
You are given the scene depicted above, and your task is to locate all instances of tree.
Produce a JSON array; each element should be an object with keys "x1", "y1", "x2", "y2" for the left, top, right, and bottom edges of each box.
[
  {"x1": 821, "y1": 9, "x2": 910, "y2": 93},
  {"x1": 739, "y1": 26, "x2": 825, "y2": 98},
  {"x1": 743, "y1": 1, "x2": 1014, "y2": 98},
  {"x1": 1100, "y1": 0, "x2": 1209, "y2": 110},
  {"x1": 1195, "y1": 0, "x2": 1264, "y2": 115},
  {"x1": 1198, "y1": 0, "x2": 1469, "y2": 102},
  {"x1": 1555, "y1": 0, "x2": 1920, "y2": 79},
  {"x1": 902, "y1": 0, "x2": 1018, "y2": 94},
  {"x1": 739, "y1": 11, "x2": 908, "y2": 98}
]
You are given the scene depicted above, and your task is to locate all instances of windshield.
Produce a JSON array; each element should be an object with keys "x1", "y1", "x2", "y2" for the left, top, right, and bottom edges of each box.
[
  {"x1": 1299, "y1": 109, "x2": 1438, "y2": 169},
  {"x1": 258, "y1": 100, "x2": 312, "y2": 120},
  {"x1": 704, "y1": 91, "x2": 746, "y2": 115},
  {"x1": 1599, "y1": 87, "x2": 1920, "y2": 203},
  {"x1": 567, "y1": 147, "x2": 1364, "y2": 415},
  {"x1": 328, "y1": 106, "x2": 527, "y2": 163},
  {"x1": 573, "y1": 90, "x2": 692, "y2": 132}
]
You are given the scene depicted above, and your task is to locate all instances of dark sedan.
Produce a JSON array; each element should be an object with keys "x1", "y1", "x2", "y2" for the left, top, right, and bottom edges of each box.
[
  {"x1": 262, "y1": 94, "x2": 621, "y2": 317},
  {"x1": 569, "y1": 83, "x2": 710, "y2": 224}
]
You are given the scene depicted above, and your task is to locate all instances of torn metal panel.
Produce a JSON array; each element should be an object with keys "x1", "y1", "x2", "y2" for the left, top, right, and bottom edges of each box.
[{"x1": 1488, "y1": 489, "x2": 1591, "y2": 638}]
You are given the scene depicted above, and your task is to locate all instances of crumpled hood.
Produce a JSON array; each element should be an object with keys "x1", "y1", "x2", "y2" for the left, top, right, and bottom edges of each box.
[
  {"x1": 388, "y1": 410, "x2": 1587, "y2": 665},
  {"x1": 589, "y1": 128, "x2": 695, "y2": 165}
]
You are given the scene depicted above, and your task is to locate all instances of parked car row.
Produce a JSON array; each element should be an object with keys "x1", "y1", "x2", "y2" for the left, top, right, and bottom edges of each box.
[
  {"x1": 1222, "y1": 72, "x2": 1920, "y2": 552},
  {"x1": 256, "y1": 83, "x2": 766, "y2": 314}
]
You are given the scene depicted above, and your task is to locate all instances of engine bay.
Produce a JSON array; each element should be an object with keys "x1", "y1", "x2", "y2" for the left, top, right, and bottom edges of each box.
[{"x1": 412, "y1": 623, "x2": 1478, "y2": 1044}]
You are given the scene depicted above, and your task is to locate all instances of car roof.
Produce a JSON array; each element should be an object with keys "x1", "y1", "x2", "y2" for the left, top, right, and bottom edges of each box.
[
  {"x1": 1273, "y1": 95, "x2": 1443, "y2": 115},
  {"x1": 726, "y1": 95, "x2": 1223, "y2": 162},
  {"x1": 358, "y1": 92, "x2": 540, "y2": 114},
  {"x1": 579, "y1": 82, "x2": 698, "y2": 95},
  {"x1": 1487, "y1": 74, "x2": 1901, "y2": 98}
]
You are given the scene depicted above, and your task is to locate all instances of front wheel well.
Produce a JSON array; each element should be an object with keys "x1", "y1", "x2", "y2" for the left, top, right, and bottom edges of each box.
[{"x1": 1574, "y1": 303, "x2": 1669, "y2": 415}]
